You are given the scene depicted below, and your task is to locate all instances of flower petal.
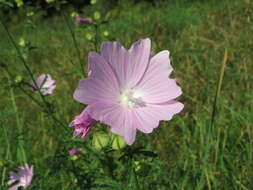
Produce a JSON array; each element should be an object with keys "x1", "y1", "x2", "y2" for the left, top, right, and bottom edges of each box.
[
  {"x1": 101, "y1": 38, "x2": 151, "y2": 89},
  {"x1": 133, "y1": 101, "x2": 184, "y2": 133},
  {"x1": 8, "y1": 184, "x2": 22, "y2": 190},
  {"x1": 88, "y1": 52, "x2": 119, "y2": 88},
  {"x1": 7, "y1": 172, "x2": 17, "y2": 185},
  {"x1": 74, "y1": 78, "x2": 117, "y2": 105},
  {"x1": 74, "y1": 52, "x2": 119, "y2": 104},
  {"x1": 30, "y1": 74, "x2": 56, "y2": 95},
  {"x1": 87, "y1": 102, "x2": 137, "y2": 145},
  {"x1": 69, "y1": 106, "x2": 95, "y2": 138},
  {"x1": 42, "y1": 84, "x2": 56, "y2": 95},
  {"x1": 36, "y1": 74, "x2": 54, "y2": 88},
  {"x1": 35, "y1": 74, "x2": 46, "y2": 87},
  {"x1": 8, "y1": 164, "x2": 33, "y2": 189},
  {"x1": 136, "y1": 51, "x2": 182, "y2": 103}
]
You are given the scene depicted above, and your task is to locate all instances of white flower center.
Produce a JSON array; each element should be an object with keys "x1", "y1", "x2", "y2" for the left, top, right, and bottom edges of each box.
[{"x1": 118, "y1": 89, "x2": 145, "y2": 109}]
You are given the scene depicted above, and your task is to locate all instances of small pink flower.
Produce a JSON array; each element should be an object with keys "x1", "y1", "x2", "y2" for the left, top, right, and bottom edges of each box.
[
  {"x1": 30, "y1": 74, "x2": 56, "y2": 95},
  {"x1": 74, "y1": 17, "x2": 92, "y2": 24},
  {"x1": 8, "y1": 164, "x2": 33, "y2": 190},
  {"x1": 69, "y1": 107, "x2": 96, "y2": 138},
  {"x1": 74, "y1": 38, "x2": 183, "y2": 145},
  {"x1": 68, "y1": 149, "x2": 82, "y2": 155}
]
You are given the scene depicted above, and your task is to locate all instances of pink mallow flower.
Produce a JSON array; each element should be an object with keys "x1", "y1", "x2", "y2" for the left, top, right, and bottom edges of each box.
[
  {"x1": 73, "y1": 38, "x2": 184, "y2": 145},
  {"x1": 69, "y1": 107, "x2": 96, "y2": 138},
  {"x1": 30, "y1": 74, "x2": 56, "y2": 95},
  {"x1": 7, "y1": 164, "x2": 33, "y2": 190},
  {"x1": 68, "y1": 149, "x2": 82, "y2": 155},
  {"x1": 74, "y1": 17, "x2": 92, "y2": 24}
]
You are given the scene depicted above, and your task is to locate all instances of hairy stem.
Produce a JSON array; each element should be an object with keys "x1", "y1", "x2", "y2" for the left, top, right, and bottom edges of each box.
[
  {"x1": 0, "y1": 19, "x2": 67, "y2": 131},
  {"x1": 62, "y1": 12, "x2": 85, "y2": 76},
  {"x1": 94, "y1": 24, "x2": 99, "y2": 52}
]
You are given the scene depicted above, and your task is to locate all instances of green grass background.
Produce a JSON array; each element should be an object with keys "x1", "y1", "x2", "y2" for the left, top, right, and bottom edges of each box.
[{"x1": 0, "y1": 0, "x2": 253, "y2": 189}]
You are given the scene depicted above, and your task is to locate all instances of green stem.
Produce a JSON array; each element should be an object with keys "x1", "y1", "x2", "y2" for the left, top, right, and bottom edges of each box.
[
  {"x1": 1, "y1": 167, "x2": 6, "y2": 187},
  {"x1": 0, "y1": 18, "x2": 48, "y2": 105},
  {"x1": 128, "y1": 157, "x2": 140, "y2": 190},
  {"x1": 18, "y1": 85, "x2": 43, "y2": 107},
  {"x1": 1, "y1": 18, "x2": 53, "y2": 115},
  {"x1": 5, "y1": 71, "x2": 27, "y2": 163},
  {"x1": 94, "y1": 24, "x2": 99, "y2": 52},
  {"x1": 132, "y1": 163, "x2": 140, "y2": 190},
  {"x1": 62, "y1": 12, "x2": 85, "y2": 76},
  {"x1": 1, "y1": 64, "x2": 67, "y2": 131}
]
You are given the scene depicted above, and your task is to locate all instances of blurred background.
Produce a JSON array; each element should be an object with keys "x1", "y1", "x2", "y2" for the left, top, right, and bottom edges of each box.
[{"x1": 0, "y1": 0, "x2": 253, "y2": 189}]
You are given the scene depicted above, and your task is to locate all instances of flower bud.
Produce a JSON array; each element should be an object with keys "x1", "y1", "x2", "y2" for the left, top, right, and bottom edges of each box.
[
  {"x1": 134, "y1": 161, "x2": 141, "y2": 172},
  {"x1": 68, "y1": 149, "x2": 82, "y2": 155},
  {"x1": 26, "y1": 12, "x2": 34, "y2": 17},
  {"x1": 92, "y1": 132, "x2": 110, "y2": 150},
  {"x1": 15, "y1": 0, "x2": 24, "y2": 7},
  {"x1": 86, "y1": 33, "x2": 94, "y2": 41},
  {"x1": 45, "y1": 0, "x2": 55, "y2": 3},
  {"x1": 74, "y1": 17, "x2": 92, "y2": 24},
  {"x1": 91, "y1": 0, "x2": 97, "y2": 5},
  {"x1": 15, "y1": 75, "x2": 23, "y2": 84},
  {"x1": 71, "y1": 12, "x2": 79, "y2": 18},
  {"x1": 19, "y1": 38, "x2": 25, "y2": 47},
  {"x1": 93, "y1": 11, "x2": 101, "y2": 20},
  {"x1": 103, "y1": 30, "x2": 109, "y2": 37},
  {"x1": 70, "y1": 155, "x2": 78, "y2": 161},
  {"x1": 111, "y1": 134, "x2": 126, "y2": 150}
]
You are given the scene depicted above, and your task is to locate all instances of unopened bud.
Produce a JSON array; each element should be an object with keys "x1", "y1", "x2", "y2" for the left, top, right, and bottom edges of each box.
[
  {"x1": 15, "y1": 75, "x2": 23, "y2": 84},
  {"x1": 91, "y1": 0, "x2": 97, "y2": 5},
  {"x1": 86, "y1": 33, "x2": 94, "y2": 41},
  {"x1": 94, "y1": 11, "x2": 101, "y2": 20},
  {"x1": 103, "y1": 30, "x2": 109, "y2": 37},
  {"x1": 70, "y1": 155, "x2": 78, "y2": 161},
  {"x1": 92, "y1": 132, "x2": 110, "y2": 150},
  {"x1": 111, "y1": 134, "x2": 126, "y2": 150},
  {"x1": 19, "y1": 38, "x2": 25, "y2": 47}
]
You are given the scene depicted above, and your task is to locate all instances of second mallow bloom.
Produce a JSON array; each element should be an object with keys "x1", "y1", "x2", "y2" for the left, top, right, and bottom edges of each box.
[
  {"x1": 7, "y1": 164, "x2": 33, "y2": 190},
  {"x1": 69, "y1": 107, "x2": 96, "y2": 138},
  {"x1": 30, "y1": 74, "x2": 56, "y2": 95},
  {"x1": 74, "y1": 38, "x2": 184, "y2": 145}
]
